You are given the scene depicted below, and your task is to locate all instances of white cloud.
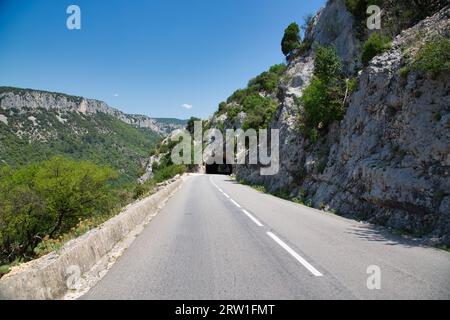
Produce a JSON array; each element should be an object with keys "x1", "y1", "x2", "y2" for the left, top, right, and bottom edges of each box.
[
  {"x1": 181, "y1": 103, "x2": 193, "y2": 110},
  {"x1": 113, "y1": 93, "x2": 119, "y2": 97}
]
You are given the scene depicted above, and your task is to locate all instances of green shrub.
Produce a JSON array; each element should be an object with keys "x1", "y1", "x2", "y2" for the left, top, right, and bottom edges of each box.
[
  {"x1": 301, "y1": 78, "x2": 329, "y2": 129},
  {"x1": 217, "y1": 102, "x2": 227, "y2": 114},
  {"x1": 251, "y1": 185, "x2": 267, "y2": 193},
  {"x1": 186, "y1": 117, "x2": 201, "y2": 135},
  {"x1": 248, "y1": 64, "x2": 287, "y2": 93},
  {"x1": 152, "y1": 164, "x2": 186, "y2": 183},
  {"x1": 221, "y1": 64, "x2": 286, "y2": 130},
  {"x1": 0, "y1": 264, "x2": 11, "y2": 277},
  {"x1": 227, "y1": 89, "x2": 248, "y2": 104},
  {"x1": 242, "y1": 94, "x2": 278, "y2": 130},
  {"x1": 314, "y1": 46, "x2": 343, "y2": 81},
  {"x1": 399, "y1": 66, "x2": 410, "y2": 80},
  {"x1": 347, "y1": 77, "x2": 359, "y2": 93},
  {"x1": 227, "y1": 105, "x2": 241, "y2": 123},
  {"x1": 281, "y1": 23, "x2": 301, "y2": 57},
  {"x1": 299, "y1": 46, "x2": 347, "y2": 137},
  {"x1": 361, "y1": 33, "x2": 392, "y2": 65},
  {"x1": 0, "y1": 157, "x2": 118, "y2": 264},
  {"x1": 412, "y1": 37, "x2": 450, "y2": 76}
]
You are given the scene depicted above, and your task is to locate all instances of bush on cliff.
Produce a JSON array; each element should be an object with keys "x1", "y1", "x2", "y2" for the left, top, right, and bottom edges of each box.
[
  {"x1": 361, "y1": 32, "x2": 391, "y2": 65},
  {"x1": 299, "y1": 46, "x2": 347, "y2": 139},
  {"x1": 412, "y1": 37, "x2": 450, "y2": 76}
]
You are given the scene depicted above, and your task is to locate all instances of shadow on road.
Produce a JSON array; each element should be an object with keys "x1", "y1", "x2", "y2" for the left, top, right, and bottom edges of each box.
[
  {"x1": 220, "y1": 176, "x2": 436, "y2": 250},
  {"x1": 344, "y1": 224, "x2": 434, "y2": 250}
]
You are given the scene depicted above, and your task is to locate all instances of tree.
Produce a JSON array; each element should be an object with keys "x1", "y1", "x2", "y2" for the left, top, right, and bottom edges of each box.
[
  {"x1": 314, "y1": 46, "x2": 343, "y2": 82},
  {"x1": 0, "y1": 157, "x2": 118, "y2": 264},
  {"x1": 300, "y1": 46, "x2": 346, "y2": 136},
  {"x1": 281, "y1": 23, "x2": 301, "y2": 58},
  {"x1": 186, "y1": 117, "x2": 201, "y2": 135}
]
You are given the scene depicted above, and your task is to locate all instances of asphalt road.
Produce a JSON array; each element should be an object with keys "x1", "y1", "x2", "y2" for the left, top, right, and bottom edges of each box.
[{"x1": 84, "y1": 174, "x2": 450, "y2": 300}]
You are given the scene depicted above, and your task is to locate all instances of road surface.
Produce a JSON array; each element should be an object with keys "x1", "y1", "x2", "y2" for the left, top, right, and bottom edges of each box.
[{"x1": 84, "y1": 174, "x2": 450, "y2": 300}]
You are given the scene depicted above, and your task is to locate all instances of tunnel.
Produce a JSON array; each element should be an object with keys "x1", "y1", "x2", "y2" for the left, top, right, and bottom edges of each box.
[{"x1": 205, "y1": 163, "x2": 233, "y2": 175}]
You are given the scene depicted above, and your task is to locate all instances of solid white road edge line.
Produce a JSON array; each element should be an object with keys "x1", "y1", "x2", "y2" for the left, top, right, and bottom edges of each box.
[{"x1": 266, "y1": 231, "x2": 323, "y2": 277}]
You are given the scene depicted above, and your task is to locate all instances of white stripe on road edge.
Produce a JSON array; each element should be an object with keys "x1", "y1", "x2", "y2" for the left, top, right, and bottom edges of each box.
[
  {"x1": 242, "y1": 209, "x2": 264, "y2": 227},
  {"x1": 223, "y1": 193, "x2": 230, "y2": 199},
  {"x1": 230, "y1": 199, "x2": 241, "y2": 208},
  {"x1": 266, "y1": 232, "x2": 323, "y2": 277}
]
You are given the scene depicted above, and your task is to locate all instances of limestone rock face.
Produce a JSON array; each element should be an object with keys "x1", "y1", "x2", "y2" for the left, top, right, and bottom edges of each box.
[
  {"x1": 308, "y1": 0, "x2": 362, "y2": 74},
  {"x1": 0, "y1": 89, "x2": 185, "y2": 136},
  {"x1": 231, "y1": 3, "x2": 450, "y2": 243}
]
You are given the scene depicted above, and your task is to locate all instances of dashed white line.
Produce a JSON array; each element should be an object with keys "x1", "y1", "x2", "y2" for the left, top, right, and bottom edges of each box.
[
  {"x1": 242, "y1": 209, "x2": 264, "y2": 227},
  {"x1": 266, "y1": 231, "x2": 323, "y2": 277},
  {"x1": 210, "y1": 176, "x2": 323, "y2": 277},
  {"x1": 230, "y1": 199, "x2": 241, "y2": 208}
]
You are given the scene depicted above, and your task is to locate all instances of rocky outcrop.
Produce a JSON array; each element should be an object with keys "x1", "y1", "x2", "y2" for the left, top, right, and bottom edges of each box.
[
  {"x1": 213, "y1": 1, "x2": 450, "y2": 244},
  {"x1": 303, "y1": 8, "x2": 450, "y2": 242},
  {"x1": 138, "y1": 154, "x2": 164, "y2": 184},
  {"x1": 0, "y1": 87, "x2": 185, "y2": 136}
]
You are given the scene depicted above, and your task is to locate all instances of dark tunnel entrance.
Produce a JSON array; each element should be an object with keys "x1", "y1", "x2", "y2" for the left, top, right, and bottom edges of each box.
[{"x1": 205, "y1": 163, "x2": 233, "y2": 175}]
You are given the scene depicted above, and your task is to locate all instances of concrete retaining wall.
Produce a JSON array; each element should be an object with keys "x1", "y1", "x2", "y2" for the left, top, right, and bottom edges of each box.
[{"x1": 0, "y1": 177, "x2": 184, "y2": 300}]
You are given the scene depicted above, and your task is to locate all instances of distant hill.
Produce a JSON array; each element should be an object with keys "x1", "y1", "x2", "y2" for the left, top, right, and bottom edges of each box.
[
  {"x1": 0, "y1": 87, "x2": 187, "y2": 185},
  {"x1": 152, "y1": 118, "x2": 189, "y2": 127}
]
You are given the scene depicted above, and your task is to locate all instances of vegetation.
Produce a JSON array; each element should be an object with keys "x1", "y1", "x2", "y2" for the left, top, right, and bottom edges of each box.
[
  {"x1": 0, "y1": 108, "x2": 159, "y2": 186},
  {"x1": 0, "y1": 87, "x2": 83, "y2": 104},
  {"x1": 248, "y1": 64, "x2": 287, "y2": 93},
  {"x1": 0, "y1": 90, "x2": 191, "y2": 274},
  {"x1": 153, "y1": 164, "x2": 186, "y2": 183},
  {"x1": 0, "y1": 152, "x2": 186, "y2": 270},
  {"x1": 299, "y1": 46, "x2": 348, "y2": 140},
  {"x1": 281, "y1": 23, "x2": 301, "y2": 58},
  {"x1": 241, "y1": 94, "x2": 278, "y2": 131},
  {"x1": 0, "y1": 157, "x2": 118, "y2": 265},
  {"x1": 225, "y1": 64, "x2": 286, "y2": 105},
  {"x1": 345, "y1": 0, "x2": 446, "y2": 38},
  {"x1": 411, "y1": 37, "x2": 450, "y2": 76},
  {"x1": 216, "y1": 64, "x2": 286, "y2": 130},
  {"x1": 361, "y1": 32, "x2": 392, "y2": 65},
  {"x1": 186, "y1": 117, "x2": 201, "y2": 134}
]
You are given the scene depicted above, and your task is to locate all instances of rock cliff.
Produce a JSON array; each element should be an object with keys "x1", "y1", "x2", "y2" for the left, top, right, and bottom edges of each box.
[
  {"x1": 0, "y1": 87, "x2": 186, "y2": 136},
  {"x1": 210, "y1": 1, "x2": 450, "y2": 244}
]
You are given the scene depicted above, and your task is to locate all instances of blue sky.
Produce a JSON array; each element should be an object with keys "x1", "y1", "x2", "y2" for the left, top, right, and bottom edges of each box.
[{"x1": 0, "y1": 0, "x2": 325, "y2": 119}]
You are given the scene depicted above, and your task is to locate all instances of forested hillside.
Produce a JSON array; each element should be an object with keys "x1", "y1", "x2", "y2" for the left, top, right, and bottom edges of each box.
[{"x1": 0, "y1": 87, "x2": 189, "y2": 185}]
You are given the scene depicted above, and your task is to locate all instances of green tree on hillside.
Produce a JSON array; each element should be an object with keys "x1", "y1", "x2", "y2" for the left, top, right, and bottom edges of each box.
[
  {"x1": 299, "y1": 46, "x2": 347, "y2": 138},
  {"x1": 281, "y1": 23, "x2": 301, "y2": 57}
]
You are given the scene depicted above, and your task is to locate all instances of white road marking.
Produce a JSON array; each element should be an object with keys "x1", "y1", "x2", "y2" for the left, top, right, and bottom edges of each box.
[
  {"x1": 210, "y1": 176, "x2": 321, "y2": 277},
  {"x1": 266, "y1": 231, "x2": 323, "y2": 277},
  {"x1": 242, "y1": 209, "x2": 264, "y2": 227},
  {"x1": 210, "y1": 176, "x2": 264, "y2": 227},
  {"x1": 230, "y1": 199, "x2": 241, "y2": 208}
]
